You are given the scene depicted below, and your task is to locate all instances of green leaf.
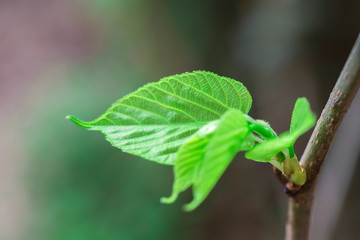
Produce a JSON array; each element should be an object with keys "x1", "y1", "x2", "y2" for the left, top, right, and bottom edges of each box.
[
  {"x1": 161, "y1": 121, "x2": 218, "y2": 204},
  {"x1": 290, "y1": 97, "x2": 316, "y2": 137},
  {"x1": 162, "y1": 109, "x2": 250, "y2": 211},
  {"x1": 245, "y1": 97, "x2": 316, "y2": 162},
  {"x1": 245, "y1": 133, "x2": 294, "y2": 162},
  {"x1": 238, "y1": 134, "x2": 256, "y2": 151},
  {"x1": 67, "y1": 71, "x2": 252, "y2": 165},
  {"x1": 187, "y1": 110, "x2": 250, "y2": 211}
]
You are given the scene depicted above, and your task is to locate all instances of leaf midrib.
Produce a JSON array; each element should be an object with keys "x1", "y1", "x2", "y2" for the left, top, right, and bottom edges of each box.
[{"x1": 90, "y1": 122, "x2": 209, "y2": 128}]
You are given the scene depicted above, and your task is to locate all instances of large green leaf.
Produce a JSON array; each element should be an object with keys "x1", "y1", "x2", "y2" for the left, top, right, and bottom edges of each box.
[
  {"x1": 245, "y1": 98, "x2": 316, "y2": 162},
  {"x1": 67, "y1": 71, "x2": 252, "y2": 165},
  {"x1": 162, "y1": 109, "x2": 250, "y2": 211}
]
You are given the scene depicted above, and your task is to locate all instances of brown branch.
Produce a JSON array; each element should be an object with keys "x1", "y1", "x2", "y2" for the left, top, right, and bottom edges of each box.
[{"x1": 285, "y1": 34, "x2": 360, "y2": 240}]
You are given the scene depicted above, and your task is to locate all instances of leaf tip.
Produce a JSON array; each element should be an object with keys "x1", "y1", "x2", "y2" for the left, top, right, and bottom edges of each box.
[
  {"x1": 66, "y1": 115, "x2": 92, "y2": 129},
  {"x1": 160, "y1": 192, "x2": 178, "y2": 204},
  {"x1": 183, "y1": 201, "x2": 198, "y2": 212}
]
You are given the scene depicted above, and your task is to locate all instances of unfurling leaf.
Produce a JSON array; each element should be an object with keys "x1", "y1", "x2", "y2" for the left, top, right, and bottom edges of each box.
[
  {"x1": 161, "y1": 121, "x2": 218, "y2": 205},
  {"x1": 290, "y1": 97, "x2": 316, "y2": 137},
  {"x1": 162, "y1": 109, "x2": 250, "y2": 211},
  {"x1": 245, "y1": 133, "x2": 294, "y2": 162},
  {"x1": 67, "y1": 71, "x2": 252, "y2": 165},
  {"x1": 245, "y1": 98, "x2": 316, "y2": 162}
]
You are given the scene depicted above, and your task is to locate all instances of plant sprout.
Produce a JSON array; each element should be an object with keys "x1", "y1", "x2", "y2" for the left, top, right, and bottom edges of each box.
[{"x1": 67, "y1": 71, "x2": 316, "y2": 211}]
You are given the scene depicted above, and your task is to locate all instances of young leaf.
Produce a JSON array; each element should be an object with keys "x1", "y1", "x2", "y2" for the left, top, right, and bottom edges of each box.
[
  {"x1": 245, "y1": 98, "x2": 316, "y2": 162},
  {"x1": 186, "y1": 109, "x2": 250, "y2": 211},
  {"x1": 290, "y1": 97, "x2": 316, "y2": 137},
  {"x1": 67, "y1": 71, "x2": 252, "y2": 165},
  {"x1": 245, "y1": 133, "x2": 294, "y2": 162},
  {"x1": 162, "y1": 109, "x2": 250, "y2": 211},
  {"x1": 161, "y1": 121, "x2": 218, "y2": 204}
]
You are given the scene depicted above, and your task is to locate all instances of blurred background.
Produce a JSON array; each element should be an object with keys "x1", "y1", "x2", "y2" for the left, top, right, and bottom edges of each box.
[{"x1": 1, "y1": 0, "x2": 359, "y2": 239}]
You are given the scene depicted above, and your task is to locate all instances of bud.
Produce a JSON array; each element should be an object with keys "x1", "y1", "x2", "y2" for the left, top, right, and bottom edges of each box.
[{"x1": 283, "y1": 157, "x2": 307, "y2": 186}]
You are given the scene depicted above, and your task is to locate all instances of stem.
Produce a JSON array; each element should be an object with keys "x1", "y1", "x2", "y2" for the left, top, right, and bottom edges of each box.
[
  {"x1": 245, "y1": 114, "x2": 277, "y2": 139},
  {"x1": 245, "y1": 115, "x2": 283, "y2": 170},
  {"x1": 285, "y1": 184, "x2": 314, "y2": 240},
  {"x1": 270, "y1": 159, "x2": 283, "y2": 172},
  {"x1": 288, "y1": 146, "x2": 295, "y2": 158},
  {"x1": 250, "y1": 124, "x2": 277, "y2": 139},
  {"x1": 285, "y1": 34, "x2": 360, "y2": 240}
]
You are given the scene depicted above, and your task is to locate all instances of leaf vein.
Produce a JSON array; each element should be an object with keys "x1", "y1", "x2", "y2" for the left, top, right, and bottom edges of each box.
[
  {"x1": 130, "y1": 94, "x2": 200, "y2": 122},
  {"x1": 149, "y1": 85, "x2": 222, "y2": 118},
  {"x1": 172, "y1": 77, "x2": 229, "y2": 110}
]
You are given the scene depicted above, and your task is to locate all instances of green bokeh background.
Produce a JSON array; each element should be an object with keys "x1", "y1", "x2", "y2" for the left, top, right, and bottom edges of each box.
[{"x1": 1, "y1": 0, "x2": 359, "y2": 239}]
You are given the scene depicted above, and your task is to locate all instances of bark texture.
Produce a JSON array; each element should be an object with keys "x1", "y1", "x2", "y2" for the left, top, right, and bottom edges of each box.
[{"x1": 285, "y1": 34, "x2": 360, "y2": 240}]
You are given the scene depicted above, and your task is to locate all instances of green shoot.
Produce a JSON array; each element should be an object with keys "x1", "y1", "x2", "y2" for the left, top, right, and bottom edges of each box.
[{"x1": 67, "y1": 71, "x2": 316, "y2": 210}]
